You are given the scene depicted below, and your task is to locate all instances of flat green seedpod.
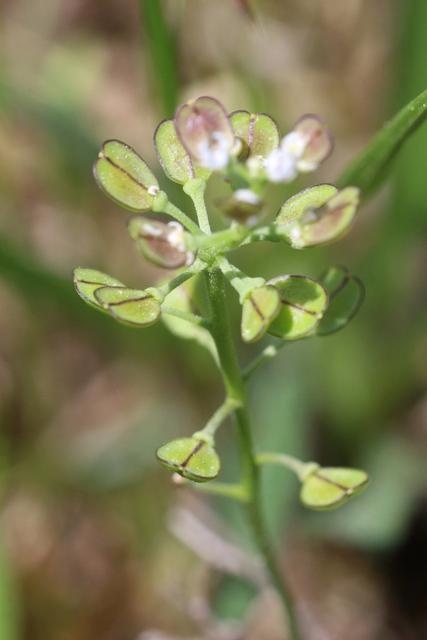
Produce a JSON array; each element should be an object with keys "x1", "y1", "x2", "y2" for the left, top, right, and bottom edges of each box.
[
  {"x1": 127, "y1": 215, "x2": 194, "y2": 269},
  {"x1": 241, "y1": 286, "x2": 280, "y2": 343},
  {"x1": 229, "y1": 110, "x2": 280, "y2": 161},
  {"x1": 300, "y1": 467, "x2": 369, "y2": 510},
  {"x1": 267, "y1": 275, "x2": 328, "y2": 340},
  {"x1": 283, "y1": 186, "x2": 360, "y2": 249},
  {"x1": 94, "y1": 286, "x2": 161, "y2": 327},
  {"x1": 73, "y1": 268, "x2": 125, "y2": 311},
  {"x1": 276, "y1": 184, "x2": 338, "y2": 226},
  {"x1": 156, "y1": 437, "x2": 221, "y2": 482},
  {"x1": 316, "y1": 266, "x2": 365, "y2": 335},
  {"x1": 154, "y1": 119, "x2": 212, "y2": 184},
  {"x1": 94, "y1": 140, "x2": 158, "y2": 212}
]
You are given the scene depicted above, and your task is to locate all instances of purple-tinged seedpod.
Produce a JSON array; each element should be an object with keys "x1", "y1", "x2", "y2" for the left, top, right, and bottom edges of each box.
[
  {"x1": 215, "y1": 189, "x2": 263, "y2": 224},
  {"x1": 127, "y1": 215, "x2": 195, "y2": 269},
  {"x1": 277, "y1": 185, "x2": 361, "y2": 248},
  {"x1": 154, "y1": 119, "x2": 212, "y2": 184},
  {"x1": 93, "y1": 140, "x2": 159, "y2": 212},
  {"x1": 292, "y1": 114, "x2": 334, "y2": 172},
  {"x1": 175, "y1": 96, "x2": 238, "y2": 171}
]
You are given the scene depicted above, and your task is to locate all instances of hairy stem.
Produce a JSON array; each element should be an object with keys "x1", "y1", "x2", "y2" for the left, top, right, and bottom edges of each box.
[{"x1": 203, "y1": 266, "x2": 302, "y2": 640}]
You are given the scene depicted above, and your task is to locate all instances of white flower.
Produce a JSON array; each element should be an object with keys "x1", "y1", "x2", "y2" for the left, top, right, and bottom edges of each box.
[
  {"x1": 197, "y1": 131, "x2": 231, "y2": 170},
  {"x1": 234, "y1": 189, "x2": 260, "y2": 205},
  {"x1": 263, "y1": 148, "x2": 298, "y2": 183}
]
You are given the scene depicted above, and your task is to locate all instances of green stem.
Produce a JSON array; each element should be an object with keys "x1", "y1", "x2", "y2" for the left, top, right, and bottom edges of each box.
[
  {"x1": 161, "y1": 306, "x2": 209, "y2": 328},
  {"x1": 256, "y1": 452, "x2": 317, "y2": 482},
  {"x1": 243, "y1": 342, "x2": 287, "y2": 380},
  {"x1": 153, "y1": 191, "x2": 203, "y2": 236},
  {"x1": 200, "y1": 397, "x2": 242, "y2": 439},
  {"x1": 216, "y1": 254, "x2": 265, "y2": 302},
  {"x1": 184, "y1": 179, "x2": 211, "y2": 234},
  {"x1": 193, "y1": 481, "x2": 248, "y2": 502},
  {"x1": 203, "y1": 266, "x2": 302, "y2": 640},
  {"x1": 157, "y1": 257, "x2": 207, "y2": 298}
]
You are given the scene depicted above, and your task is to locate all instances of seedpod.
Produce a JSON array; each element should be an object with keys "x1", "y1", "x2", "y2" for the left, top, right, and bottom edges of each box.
[
  {"x1": 267, "y1": 275, "x2": 328, "y2": 340},
  {"x1": 229, "y1": 110, "x2": 280, "y2": 161},
  {"x1": 292, "y1": 114, "x2": 334, "y2": 172},
  {"x1": 154, "y1": 119, "x2": 212, "y2": 184},
  {"x1": 94, "y1": 140, "x2": 159, "y2": 212},
  {"x1": 73, "y1": 268, "x2": 125, "y2": 311},
  {"x1": 316, "y1": 266, "x2": 365, "y2": 335},
  {"x1": 241, "y1": 286, "x2": 280, "y2": 343},
  {"x1": 300, "y1": 467, "x2": 369, "y2": 510},
  {"x1": 127, "y1": 216, "x2": 194, "y2": 269},
  {"x1": 94, "y1": 287, "x2": 161, "y2": 327},
  {"x1": 279, "y1": 186, "x2": 361, "y2": 249},
  {"x1": 156, "y1": 437, "x2": 221, "y2": 482},
  {"x1": 277, "y1": 184, "x2": 338, "y2": 226}
]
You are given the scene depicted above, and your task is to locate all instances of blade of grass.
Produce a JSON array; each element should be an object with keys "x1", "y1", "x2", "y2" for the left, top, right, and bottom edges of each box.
[
  {"x1": 338, "y1": 88, "x2": 427, "y2": 198},
  {"x1": 139, "y1": 0, "x2": 179, "y2": 117}
]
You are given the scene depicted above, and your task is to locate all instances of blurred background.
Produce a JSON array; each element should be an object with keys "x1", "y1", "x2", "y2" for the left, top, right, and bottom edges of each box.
[{"x1": 0, "y1": 0, "x2": 427, "y2": 638}]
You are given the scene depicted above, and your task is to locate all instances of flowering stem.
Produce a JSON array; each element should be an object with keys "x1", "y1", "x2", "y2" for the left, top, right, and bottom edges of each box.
[
  {"x1": 157, "y1": 258, "x2": 207, "y2": 298},
  {"x1": 203, "y1": 266, "x2": 302, "y2": 640},
  {"x1": 216, "y1": 254, "x2": 265, "y2": 301}
]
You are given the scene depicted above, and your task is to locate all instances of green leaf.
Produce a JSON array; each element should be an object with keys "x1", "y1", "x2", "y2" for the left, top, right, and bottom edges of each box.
[
  {"x1": 338, "y1": 88, "x2": 427, "y2": 197},
  {"x1": 73, "y1": 268, "x2": 125, "y2": 311},
  {"x1": 267, "y1": 275, "x2": 328, "y2": 340},
  {"x1": 300, "y1": 467, "x2": 369, "y2": 510},
  {"x1": 127, "y1": 215, "x2": 194, "y2": 269},
  {"x1": 241, "y1": 286, "x2": 280, "y2": 343},
  {"x1": 139, "y1": 0, "x2": 179, "y2": 117},
  {"x1": 316, "y1": 266, "x2": 365, "y2": 335},
  {"x1": 229, "y1": 110, "x2": 280, "y2": 160},
  {"x1": 154, "y1": 119, "x2": 212, "y2": 184},
  {"x1": 276, "y1": 184, "x2": 338, "y2": 225},
  {"x1": 94, "y1": 286, "x2": 161, "y2": 327},
  {"x1": 93, "y1": 140, "x2": 158, "y2": 212},
  {"x1": 281, "y1": 186, "x2": 360, "y2": 249},
  {"x1": 156, "y1": 436, "x2": 221, "y2": 482}
]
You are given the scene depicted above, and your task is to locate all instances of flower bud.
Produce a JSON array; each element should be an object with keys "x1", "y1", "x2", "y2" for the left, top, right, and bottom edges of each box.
[
  {"x1": 154, "y1": 118, "x2": 212, "y2": 184},
  {"x1": 73, "y1": 268, "x2": 125, "y2": 311},
  {"x1": 216, "y1": 189, "x2": 263, "y2": 223},
  {"x1": 229, "y1": 111, "x2": 280, "y2": 161},
  {"x1": 267, "y1": 275, "x2": 328, "y2": 340},
  {"x1": 94, "y1": 286, "x2": 161, "y2": 327},
  {"x1": 300, "y1": 466, "x2": 369, "y2": 510},
  {"x1": 127, "y1": 216, "x2": 195, "y2": 269},
  {"x1": 316, "y1": 266, "x2": 365, "y2": 335},
  {"x1": 93, "y1": 140, "x2": 159, "y2": 211},
  {"x1": 241, "y1": 285, "x2": 280, "y2": 343},
  {"x1": 156, "y1": 437, "x2": 221, "y2": 482},
  {"x1": 175, "y1": 96, "x2": 237, "y2": 171}
]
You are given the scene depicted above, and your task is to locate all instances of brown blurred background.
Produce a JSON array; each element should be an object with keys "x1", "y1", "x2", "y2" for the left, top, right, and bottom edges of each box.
[{"x1": 0, "y1": 0, "x2": 426, "y2": 638}]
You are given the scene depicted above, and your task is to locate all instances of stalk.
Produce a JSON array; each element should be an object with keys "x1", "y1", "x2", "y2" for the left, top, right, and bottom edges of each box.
[{"x1": 203, "y1": 266, "x2": 302, "y2": 640}]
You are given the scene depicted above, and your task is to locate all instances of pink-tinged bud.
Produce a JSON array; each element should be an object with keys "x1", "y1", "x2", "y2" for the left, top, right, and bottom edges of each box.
[
  {"x1": 292, "y1": 114, "x2": 334, "y2": 172},
  {"x1": 175, "y1": 96, "x2": 236, "y2": 171},
  {"x1": 127, "y1": 216, "x2": 195, "y2": 269}
]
